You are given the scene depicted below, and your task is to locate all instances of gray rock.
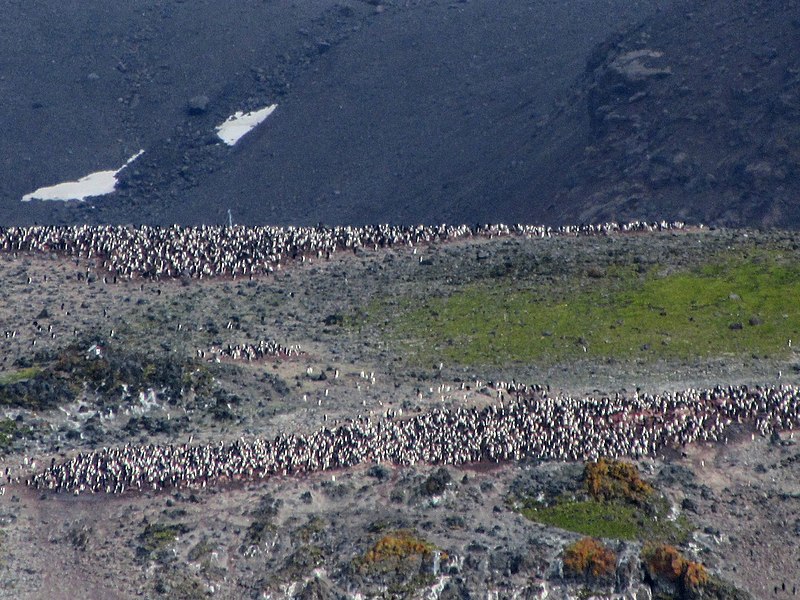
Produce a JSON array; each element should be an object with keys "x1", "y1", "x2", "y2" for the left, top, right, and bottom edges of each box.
[
  {"x1": 615, "y1": 544, "x2": 645, "y2": 594},
  {"x1": 438, "y1": 579, "x2": 471, "y2": 599},
  {"x1": 609, "y1": 49, "x2": 673, "y2": 83},
  {"x1": 420, "y1": 467, "x2": 451, "y2": 496},
  {"x1": 187, "y1": 95, "x2": 210, "y2": 115},
  {"x1": 298, "y1": 577, "x2": 334, "y2": 600}
]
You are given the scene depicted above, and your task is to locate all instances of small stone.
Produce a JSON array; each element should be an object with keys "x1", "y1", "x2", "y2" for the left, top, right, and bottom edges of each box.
[{"x1": 187, "y1": 95, "x2": 210, "y2": 115}]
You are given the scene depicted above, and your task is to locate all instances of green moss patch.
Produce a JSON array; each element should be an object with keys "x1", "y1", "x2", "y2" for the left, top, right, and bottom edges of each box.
[
  {"x1": 517, "y1": 460, "x2": 693, "y2": 543},
  {"x1": 520, "y1": 498, "x2": 690, "y2": 543},
  {"x1": 0, "y1": 418, "x2": 29, "y2": 452},
  {"x1": 137, "y1": 523, "x2": 190, "y2": 562},
  {"x1": 0, "y1": 367, "x2": 42, "y2": 386},
  {"x1": 368, "y1": 251, "x2": 800, "y2": 366}
]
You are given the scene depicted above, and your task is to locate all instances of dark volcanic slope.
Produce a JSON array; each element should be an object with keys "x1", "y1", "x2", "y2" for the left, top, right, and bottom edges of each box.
[
  {"x1": 536, "y1": 0, "x2": 800, "y2": 227},
  {"x1": 4, "y1": 0, "x2": 797, "y2": 227},
  {"x1": 1, "y1": 0, "x2": 669, "y2": 226},
  {"x1": 0, "y1": 0, "x2": 350, "y2": 224},
  {"x1": 162, "y1": 0, "x2": 673, "y2": 227}
]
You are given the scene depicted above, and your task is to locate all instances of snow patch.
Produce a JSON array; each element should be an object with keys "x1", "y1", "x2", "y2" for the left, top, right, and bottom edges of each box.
[
  {"x1": 21, "y1": 150, "x2": 144, "y2": 202},
  {"x1": 216, "y1": 104, "x2": 277, "y2": 146}
]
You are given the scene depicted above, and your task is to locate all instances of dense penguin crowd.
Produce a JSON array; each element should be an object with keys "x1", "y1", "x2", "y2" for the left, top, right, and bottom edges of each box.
[
  {"x1": 0, "y1": 221, "x2": 688, "y2": 280},
  {"x1": 200, "y1": 340, "x2": 303, "y2": 362},
  {"x1": 27, "y1": 383, "x2": 799, "y2": 495}
]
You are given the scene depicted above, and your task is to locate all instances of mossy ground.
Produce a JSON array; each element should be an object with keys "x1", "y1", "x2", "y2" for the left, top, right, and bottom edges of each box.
[
  {"x1": 353, "y1": 530, "x2": 442, "y2": 597},
  {"x1": 358, "y1": 529, "x2": 439, "y2": 565},
  {"x1": 518, "y1": 460, "x2": 693, "y2": 543},
  {"x1": 356, "y1": 249, "x2": 800, "y2": 367},
  {"x1": 137, "y1": 523, "x2": 190, "y2": 562},
  {"x1": 0, "y1": 341, "x2": 217, "y2": 412},
  {"x1": 0, "y1": 367, "x2": 41, "y2": 386},
  {"x1": 519, "y1": 497, "x2": 692, "y2": 543},
  {"x1": 0, "y1": 418, "x2": 29, "y2": 452}
]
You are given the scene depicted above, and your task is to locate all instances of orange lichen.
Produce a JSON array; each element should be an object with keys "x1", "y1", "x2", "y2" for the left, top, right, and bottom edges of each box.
[
  {"x1": 683, "y1": 560, "x2": 709, "y2": 590},
  {"x1": 361, "y1": 530, "x2": 443, "y2": 564},
  {"x1": 643, "y1": 543, "x2": 686, "y2": 582},
  {"x1": 584, "y1": 458, "x2": 653, "y2": 504},
  {"x1": 563, "y1": 537, "x2": 617, "y2": 580},
  {"x1": 642, "y1": 543, "x2": 708, "y2": 590}
]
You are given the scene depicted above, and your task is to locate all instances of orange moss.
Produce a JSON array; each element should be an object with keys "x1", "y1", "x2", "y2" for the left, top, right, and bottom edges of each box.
[
  {"x1": 361, "y1": 530, "x2": 444, "y2": 564},
  {"x1": 684, "y1": 561, "x2": 709, "y2": 590},
  {"x1": 584, "y1": 458, "x2": 653, "y2": 504},
  {"x1": 563, "y1": 537, "x2": 617, "y2": 580},
  {"x1": 643, "y1": 543, "x2": 685, "y2": 582},
  {"x1": 642, "y1": 543, "x2": 708, "y2": 590}
]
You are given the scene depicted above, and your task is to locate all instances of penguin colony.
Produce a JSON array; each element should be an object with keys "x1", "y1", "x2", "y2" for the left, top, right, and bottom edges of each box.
[
  {"x1": 0, "y1": 220, "x2": 688, "y2": 280},
  {"x1": 26, "y1": 383, "x2": 799, "y2": 495},
  {"x1": 200, "y1": 341, "x2": 303, "y2": 362}
]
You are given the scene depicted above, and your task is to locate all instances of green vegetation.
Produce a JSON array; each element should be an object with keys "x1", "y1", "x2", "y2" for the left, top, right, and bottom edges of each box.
[
  {"x1": 187, "y1": 538, "x2": 214, "y2": 563},
  {"x1": 0, "y1": 367, "x2": 73, "y2": 410},
  {"x1": 138, "y1": 523, "x2": 189, "y2": 561},
  {"x1": 585, "y1": 458, "x2": 654, "y2": 505},
  {"x1": 363, "y1": 251, "x2": 800, "y2": 366},
  {"x1": 0, "y1": 418, "x2": 29, "y2": 452},
  {"x1": 642, "y1": 543, "x2": 709, "y2": 593},
  {"x1": 359, "y1": 530, "x2": 440, "y2": 564},
  {"x1": 353, "y1": 529, "x2": 445, "y2": 596},
  {"x1": 356, "y1": 529, "x2": 445, "y2": 570},
  {"x1": 0, "y1": 367, "x2": 41, "y2": 386},
  {"x1": 0, "y1": 341, "x2": 216, "y2": 410},
  {"x1": 519, "y1": 460, "x2": 692, "y2": 543},
  {"x1": 520, "y1": 497, "x2": 691, "y2": 542}
]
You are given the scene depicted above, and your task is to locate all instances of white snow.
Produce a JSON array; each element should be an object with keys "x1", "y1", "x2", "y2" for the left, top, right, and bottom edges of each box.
[
  {"x1": 21, "y1": 150, "x2": 144, "y2": 202},
  {"x1": 215, "y1": 104, "x2": 277, "y2": 146}
]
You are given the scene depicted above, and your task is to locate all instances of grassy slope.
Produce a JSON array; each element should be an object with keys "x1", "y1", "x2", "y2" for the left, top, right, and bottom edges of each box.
[
  {"x1": 365, "y1": 248, "x2": 800, "y2": 367},
  {"x1": 520, "y1": 498, "x2": 692, "y2": 543}
]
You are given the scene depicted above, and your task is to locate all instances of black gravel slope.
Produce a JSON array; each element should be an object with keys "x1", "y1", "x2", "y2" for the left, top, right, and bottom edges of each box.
[
  {"x1": 540, "y1": 0, "x2": 800, "y2": 228},
  {"x1": 6, "y1": 0, "x2": 797, "y2": 228},
  {"x1": 0, "y1": 0, "x2": 671, "y2": 226}
]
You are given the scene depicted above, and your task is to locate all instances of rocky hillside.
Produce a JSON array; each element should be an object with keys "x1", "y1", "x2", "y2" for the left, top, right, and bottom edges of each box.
[
  {"x1": 0, "y1": 227, "x2": 799, "y2": 598},
  {"x1": 532, "y1": 0, "x2": 800, "y2": 227}
]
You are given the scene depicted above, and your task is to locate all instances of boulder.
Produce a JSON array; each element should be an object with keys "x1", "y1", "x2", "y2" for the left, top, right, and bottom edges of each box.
[{"x1": 187, "y1": 95, "x2": 210, "y2": 115}]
